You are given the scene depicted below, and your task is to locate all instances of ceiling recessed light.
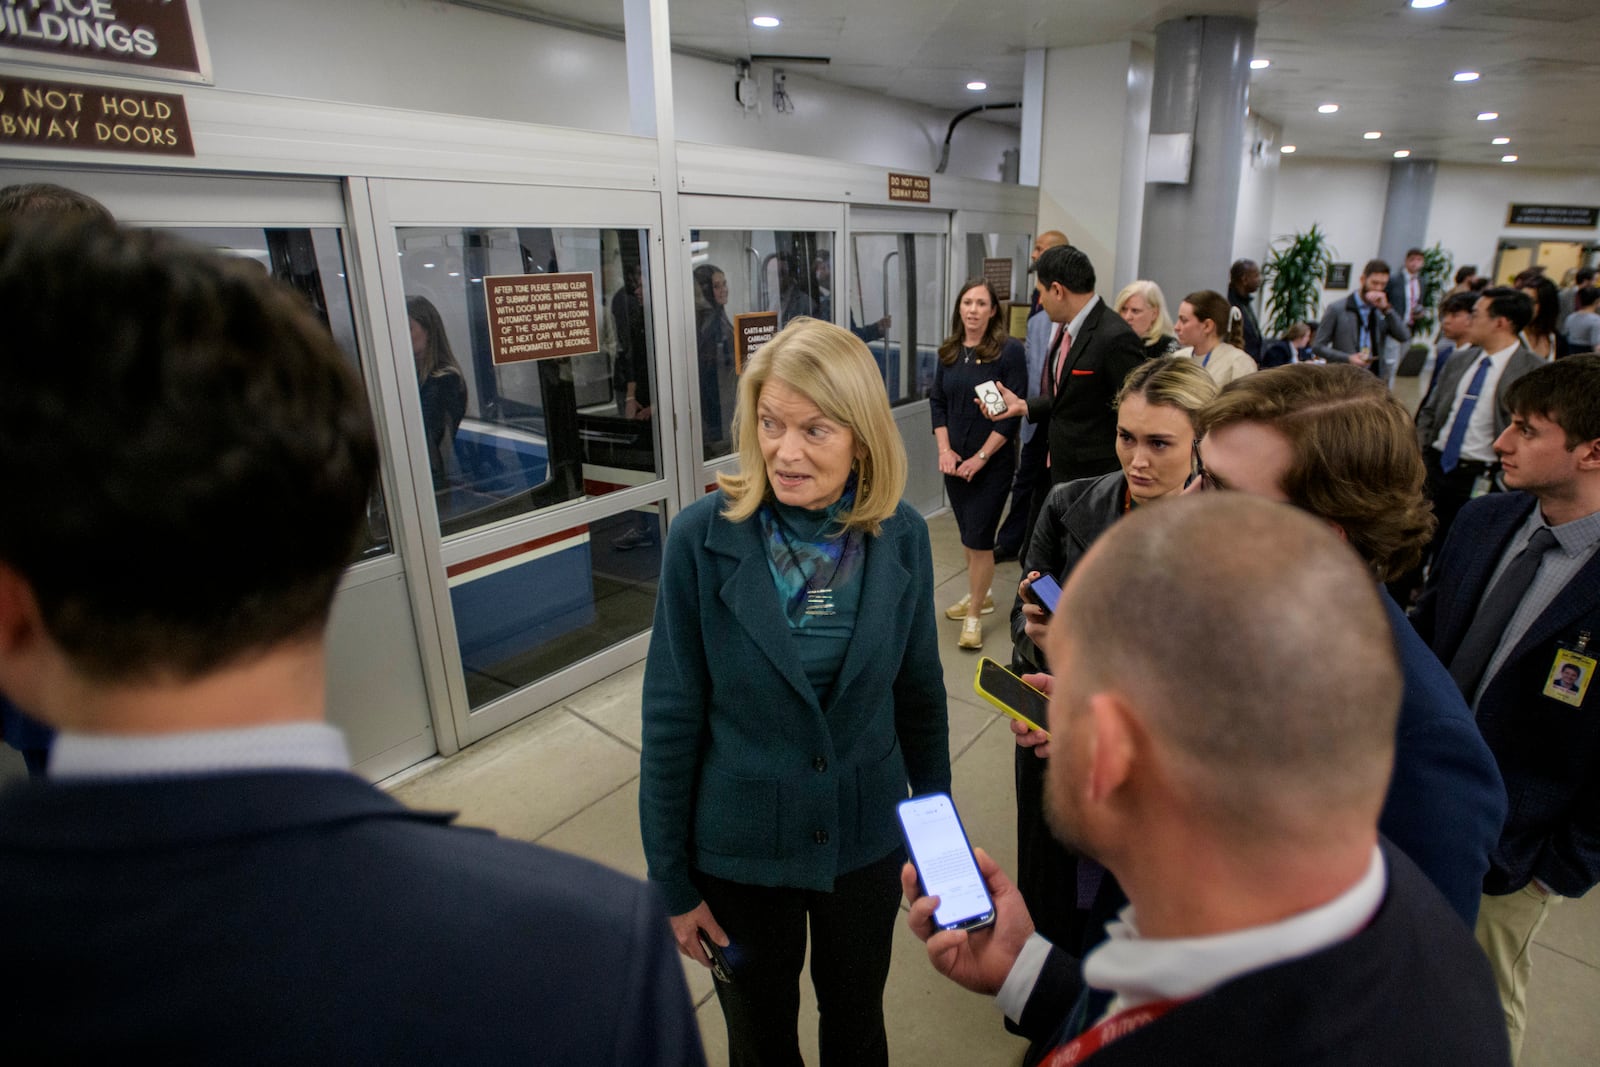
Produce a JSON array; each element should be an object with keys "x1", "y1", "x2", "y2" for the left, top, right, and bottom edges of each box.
[
  {"x1": 1250, "y1": 58, "x2": 1270, "y2": 70},
  {"x1": 1492, "y1": 137, "x2": 1510, "y2": 145},
  {"x1": 1410, "y1": 0, "x2": 1447, "y2": 8},
  {"x1": 966, "y1": 80, "x2": 987, "y2": 91},
  {"x1": 1502, "y1": 154, "x2": 1518, "y2": 163},
  {"x1": 1393, "y1": 150, "x2": 1411, "y2": 158},
  {"x1": 1454, "y1": 71, "x2": 1480, "y2": 82},
  {"x1": 423, "y1": 262, "x2": 436, "y2": 269},
  {"x1": 1280, "y1": 145, "x2": 1297, "y2": 154},
  {"x1": 1477, "y1": 112, "x2": 1499, "y2": 121},
  {"x1": 1364, "y1": 131, "x2": 1382, "y2": 140},
  {"x1": 752, "y1": 16, "x2": 780, "y2": 28},
  {"x1": 1318, "y1": 103, "x2": 1339, "y2": 114}
]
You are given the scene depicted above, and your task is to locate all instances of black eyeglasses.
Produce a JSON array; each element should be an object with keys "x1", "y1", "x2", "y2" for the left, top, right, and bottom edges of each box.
[{"x1": 1190, "y1": 439, "x2": 1221, "y2": 492}]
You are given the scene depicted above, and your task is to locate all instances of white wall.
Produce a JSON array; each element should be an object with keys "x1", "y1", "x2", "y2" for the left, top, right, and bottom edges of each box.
[
  {"x1": 1036, "y1": 41, "x2": 1141, "y2": 298},
  {"x1": 199, "y1": 0, "x2": 1018, "y2": 182},
  {"x1": 1113, "y1": 44, "x2": 1153, "y2": 294},
  {"x1": 1428, "y1": 165, "x2": 1600, "y2": 282},
  {"x1": 1268, "y1": 156, "x2": 1600, "y2": 323},
  {"x1": 1266, "y1": 157, "x2": 1390, "y2": 320},
  {"x1": 1231, "y1": 111, "x2": 1282, "y2": 268}
]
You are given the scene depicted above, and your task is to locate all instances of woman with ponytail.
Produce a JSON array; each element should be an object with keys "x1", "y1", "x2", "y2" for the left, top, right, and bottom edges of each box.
[{"x1": 1173, "y1": 289, "x2": 1258, "y2": 386}]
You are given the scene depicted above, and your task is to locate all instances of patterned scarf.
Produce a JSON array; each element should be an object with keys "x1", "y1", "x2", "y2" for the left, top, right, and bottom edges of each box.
[{"x1": 757, "y1": 476, "x2": 866, "y2": 626}]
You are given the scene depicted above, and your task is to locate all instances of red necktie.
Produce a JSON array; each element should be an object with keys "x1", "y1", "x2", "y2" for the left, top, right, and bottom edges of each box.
[{"x1": 1052, "y1": 325, "x2": 1073, "y2": 389}]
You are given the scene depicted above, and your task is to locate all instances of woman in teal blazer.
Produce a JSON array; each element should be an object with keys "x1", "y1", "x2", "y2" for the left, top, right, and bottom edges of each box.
[{"x1": 641, "y1": 318, "x2": 950, "y2": 1066}]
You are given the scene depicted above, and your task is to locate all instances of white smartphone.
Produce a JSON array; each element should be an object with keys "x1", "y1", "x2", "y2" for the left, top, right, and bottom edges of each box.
[
  {"x1": 896, "y1": 793, "x2": 996, "y2": 931},
  {"x1": 974, "y1": 380, "x2": 1008, "y2": 417}
]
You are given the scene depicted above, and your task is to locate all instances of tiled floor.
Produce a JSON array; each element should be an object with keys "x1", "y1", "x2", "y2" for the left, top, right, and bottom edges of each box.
[{"x1": 389, "y1": 506, "x2": 1600, "y2": 1067}]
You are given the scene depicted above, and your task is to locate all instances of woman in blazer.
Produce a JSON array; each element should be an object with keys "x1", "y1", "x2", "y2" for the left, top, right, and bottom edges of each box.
[
  {"x1": 1006, "y1": 358, "x2": 1217, "y2": 976},
  {"x1": 1174, "y1": 289, "x2": 1258, "y2": 386},
  {"x1": 641, "y1": 318, "x2": 950, "y2": 1066},
  {"x1": 1113, "y1": 278, "x2": 1180, "y2": 358}
]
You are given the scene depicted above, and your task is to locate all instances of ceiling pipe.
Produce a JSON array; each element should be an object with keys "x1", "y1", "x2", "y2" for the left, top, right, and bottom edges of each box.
[{"x1": 936, "y1": 102, "x2": 1021, "y2": 173}]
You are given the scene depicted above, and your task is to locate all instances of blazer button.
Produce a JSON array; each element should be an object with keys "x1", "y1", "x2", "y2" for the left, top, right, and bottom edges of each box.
[
  {"x1": 814, "y1": 829, "x2": 829, "y2": 845},
  {"x1": 813, "y1": 756, "x2": 827, "y2": 772}
]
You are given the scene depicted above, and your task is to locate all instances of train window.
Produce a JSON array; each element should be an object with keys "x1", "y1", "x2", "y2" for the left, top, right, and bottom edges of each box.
[
  {"x1": 448, "y1": 499, "x2": 664, "y2": 709},
  {"x1": 687, "y1": 230, "x2": 833, "y2": 461},
  {"x1": 851, "y1": 232, "x2": 948, "y2": 406},
  {"x1": 397, "y1": 226, "x2": 660, "y2": 539},
  {"x1": 165, "y1": 226, "x2": 392, "y2": 561},
  {"x1": 965, "y1": 232, "x2": 1033, "y2": 308}
]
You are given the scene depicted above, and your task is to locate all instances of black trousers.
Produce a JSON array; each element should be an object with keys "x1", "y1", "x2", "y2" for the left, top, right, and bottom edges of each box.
[
  {"x1": 996, "y1": 430, "x2": 1049, "y2": 556},
  {"x1": 694, "y1": 849, "x2": 904, "y2": 1067}
]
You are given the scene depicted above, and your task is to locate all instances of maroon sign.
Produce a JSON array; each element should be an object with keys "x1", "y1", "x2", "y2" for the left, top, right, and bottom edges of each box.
[
  {"x1": 484, "y1": 272, "x2": 599, "y2": 365},
  {"x1": 983, "y1": 257, "x2": 1014, "y2": 300},
  {"x1": 734, "y1": 311, "x2": 778, "y2": 373},
  {"x1": 0, "y1": 0, "x2": 209, "y2": 82},
  {"x1": 0, "y1": 73, "x2": 192, "y2": 156},
  {"x1": 888, "y1": 172, "x2": 931, "y2": 203}
]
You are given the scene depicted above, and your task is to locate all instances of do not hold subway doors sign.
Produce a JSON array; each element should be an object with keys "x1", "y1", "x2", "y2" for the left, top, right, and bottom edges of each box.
[{"x1": 484, "y1": 273, "x2": 599, "y2": 365}]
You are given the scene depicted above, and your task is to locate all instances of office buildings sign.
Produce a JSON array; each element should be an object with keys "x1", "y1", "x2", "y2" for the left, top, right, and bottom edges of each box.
[{"x1": 0, "y1": 0, "x2": 211, "y2": 84}]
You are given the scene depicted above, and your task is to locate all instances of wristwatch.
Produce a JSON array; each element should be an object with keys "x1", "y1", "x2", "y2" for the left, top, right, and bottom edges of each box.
[{"x1": 977, "y1": 448, "x2": 989, "y2": 461}]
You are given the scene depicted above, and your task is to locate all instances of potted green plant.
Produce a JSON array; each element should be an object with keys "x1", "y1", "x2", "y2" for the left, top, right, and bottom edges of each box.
[
  {"x1": 1261, "y1": 224, "x2": 1337, "y2": 340},
  {"x1": 1411, "y1": 243, "x2": 1454, "y2": 338}
]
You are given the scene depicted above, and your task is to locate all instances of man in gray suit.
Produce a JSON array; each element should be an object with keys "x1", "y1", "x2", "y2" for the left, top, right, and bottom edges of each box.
[
  {"x1": 1315, "y1": 258, "x2": 1410, "y2": 376},
  {"x1": 1416, "y1": 286, "x2": 1543, "y2": 558}
]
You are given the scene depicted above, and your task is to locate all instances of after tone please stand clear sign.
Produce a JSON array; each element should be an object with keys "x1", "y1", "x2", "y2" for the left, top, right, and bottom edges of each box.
[{"x1": 483, "y1": 272, "x2": 599, "y2": 365}]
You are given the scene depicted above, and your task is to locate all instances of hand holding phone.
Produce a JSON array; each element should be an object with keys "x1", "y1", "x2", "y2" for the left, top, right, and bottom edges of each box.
[
  {"x1": 974, "y1": 658, "x2": 1049, "y2": 736},
  {"x1": 974, "y1": 380, "x2": 1009, "y2": 418},
  {"x1": 1024, "y1": 573, "x2": 1062, "y2": 615},
  {"x1": 898, "y1": 793, "x2": 996, "y2": 931}
]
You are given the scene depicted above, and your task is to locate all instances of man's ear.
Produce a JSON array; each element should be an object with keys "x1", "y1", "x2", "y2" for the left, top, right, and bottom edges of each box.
[
  {"x1": 1572, "y1": 437, "x2": 1600, "y2": 472},
  {"x1": 0, "y1": 563, "x2": 44, "y2": 658},
  {"x1": 1083, "y1": 692, "x2": 1138, "y2": 804}
]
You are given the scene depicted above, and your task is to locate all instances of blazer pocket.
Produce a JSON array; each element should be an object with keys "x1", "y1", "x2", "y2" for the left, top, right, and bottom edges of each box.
[
  {"x1": 694, "y1": 765, "x2": 781, "y2": 859},
  {"x1": 853, "y1": 739, "x2": 909, "y2": 841}
]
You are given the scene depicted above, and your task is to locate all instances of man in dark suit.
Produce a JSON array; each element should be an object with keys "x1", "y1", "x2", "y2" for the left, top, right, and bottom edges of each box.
[
  {"x1": 904, "y1": 495, "x2": 1509, "y2": 1065},
  {"x1": 1226, "y1": 257, "x2": 1264, "y2": 363},
  {"x1": 1414, "y1": 287, "x2": 1542, "y2": 567},
  {"x1": 0, "y1": 220, "x2": 704, "y2": 1065},
  {"x1": 994, "y1": 229, "x2": 1068, "y2": 562},
  {"x1": 1413, "y1": 354, "x2": 1600, "y2": 1062},
  {"x1": 986, "y1": 244, "x2": 1145, "y2": 543},
  {"x1": 1314, "y1": 258, "x2": 1410, "y2": 374},
  {"x1": 1388, "y1": 247, "x2": 1429, "y2": 333}
]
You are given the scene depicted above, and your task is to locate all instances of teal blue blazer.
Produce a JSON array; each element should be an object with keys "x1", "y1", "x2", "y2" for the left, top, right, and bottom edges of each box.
[{"x1": 640, "y1": 492, "x2": 951, "y2": 915}]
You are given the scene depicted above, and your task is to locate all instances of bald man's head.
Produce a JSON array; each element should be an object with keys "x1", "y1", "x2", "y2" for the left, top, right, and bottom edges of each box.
[
  {"x1": 1045, "y1": 494, "x2": 1399, "y2": 855},
  {"x1": 1032, "y1": 230, "x2": 1068, "y2": 260}
]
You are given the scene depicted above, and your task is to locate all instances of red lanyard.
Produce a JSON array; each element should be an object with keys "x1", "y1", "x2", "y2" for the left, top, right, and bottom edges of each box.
[{"x1": 1039, "y1": 998, "x2": 1185, "y2": 1066}]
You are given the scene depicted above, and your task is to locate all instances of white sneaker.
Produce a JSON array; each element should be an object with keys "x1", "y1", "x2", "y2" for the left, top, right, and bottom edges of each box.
[
  {"x1": 945, "y1": 593, "x2": 996, "y2": 620},
  {"x1": 958, "y1": 616, "x2": 984, "y2": 650}
]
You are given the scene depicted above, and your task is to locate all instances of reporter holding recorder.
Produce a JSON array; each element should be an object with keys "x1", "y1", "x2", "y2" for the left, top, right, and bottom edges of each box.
[{"x1": 640, "y1": 318, "x2": 950, "y2": 1066}]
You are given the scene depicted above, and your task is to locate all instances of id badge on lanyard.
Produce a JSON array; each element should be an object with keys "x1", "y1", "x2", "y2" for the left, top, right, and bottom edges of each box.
[{"x1": 1543, "y1": 630, "x2": 1596, "y2": 708}]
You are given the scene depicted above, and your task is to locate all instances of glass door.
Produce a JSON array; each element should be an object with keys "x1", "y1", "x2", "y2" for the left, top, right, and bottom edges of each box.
[
  {"x1": 848, "y1": 206, "x2": 951, "y2": 516},
  {"x1": 368, "y1": 179, "x2": 676, "y2": 745},
  {"x1": 0, "y1": 165, "x2": 435, "y2": 779},
  {"x1": 677, "y1": 197, "x2": 845, "y2": 499}
]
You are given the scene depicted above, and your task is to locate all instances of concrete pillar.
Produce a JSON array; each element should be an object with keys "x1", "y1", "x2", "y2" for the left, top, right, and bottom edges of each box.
[
  {"x1": 1378, "y1": 159, "x2": 1438, "y2": 269},
  {"x1": 1138, "y1": 15, "x2": 1256, "y2": 306},
  {"x1": 1035, "y1": 41, "x2": 1149, "y2": 299},
  {"x1": 1019, "y1": 48, "x2": 1046, "y2": 187}
]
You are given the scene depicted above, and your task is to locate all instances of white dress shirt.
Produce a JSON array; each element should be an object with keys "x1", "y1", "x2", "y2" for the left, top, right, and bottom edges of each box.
[
  {"x1": 1433, "y1": 341, "x2": 1519, "y2": 462},
  {"x1": 49, "y1": 722, "x2": 351, "y2": 780},
  {"x1": 996, "y1": 846, "x2": 1387, "y2": 1023}
]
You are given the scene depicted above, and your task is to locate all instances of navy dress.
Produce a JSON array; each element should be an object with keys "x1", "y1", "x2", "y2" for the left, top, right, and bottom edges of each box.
[{"x1": 929, "y1": 338, "x2": 1027, "y2": 549}]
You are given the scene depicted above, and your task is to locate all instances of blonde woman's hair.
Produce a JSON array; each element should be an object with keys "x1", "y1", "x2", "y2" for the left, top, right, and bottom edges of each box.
[
  {"x1": 717, "y1": 317, "x2": 908, "y2": 536},
  {"x1": 1113, "y1": 279, "x2": 1176, "y2": 346},
  {"x1": 1115, "y1": 356, "x2": 1219, "y2": 433}
]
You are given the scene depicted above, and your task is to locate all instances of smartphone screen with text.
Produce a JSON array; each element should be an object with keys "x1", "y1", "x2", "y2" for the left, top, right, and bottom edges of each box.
[{"x1": 897, "y1": 793, "x2": 995, "y2": 931}]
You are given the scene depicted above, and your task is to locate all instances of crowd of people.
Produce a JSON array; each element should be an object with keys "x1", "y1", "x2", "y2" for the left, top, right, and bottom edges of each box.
[{"x1": 2, "y1": 188, "x2": 1597, "y2": 1066}]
